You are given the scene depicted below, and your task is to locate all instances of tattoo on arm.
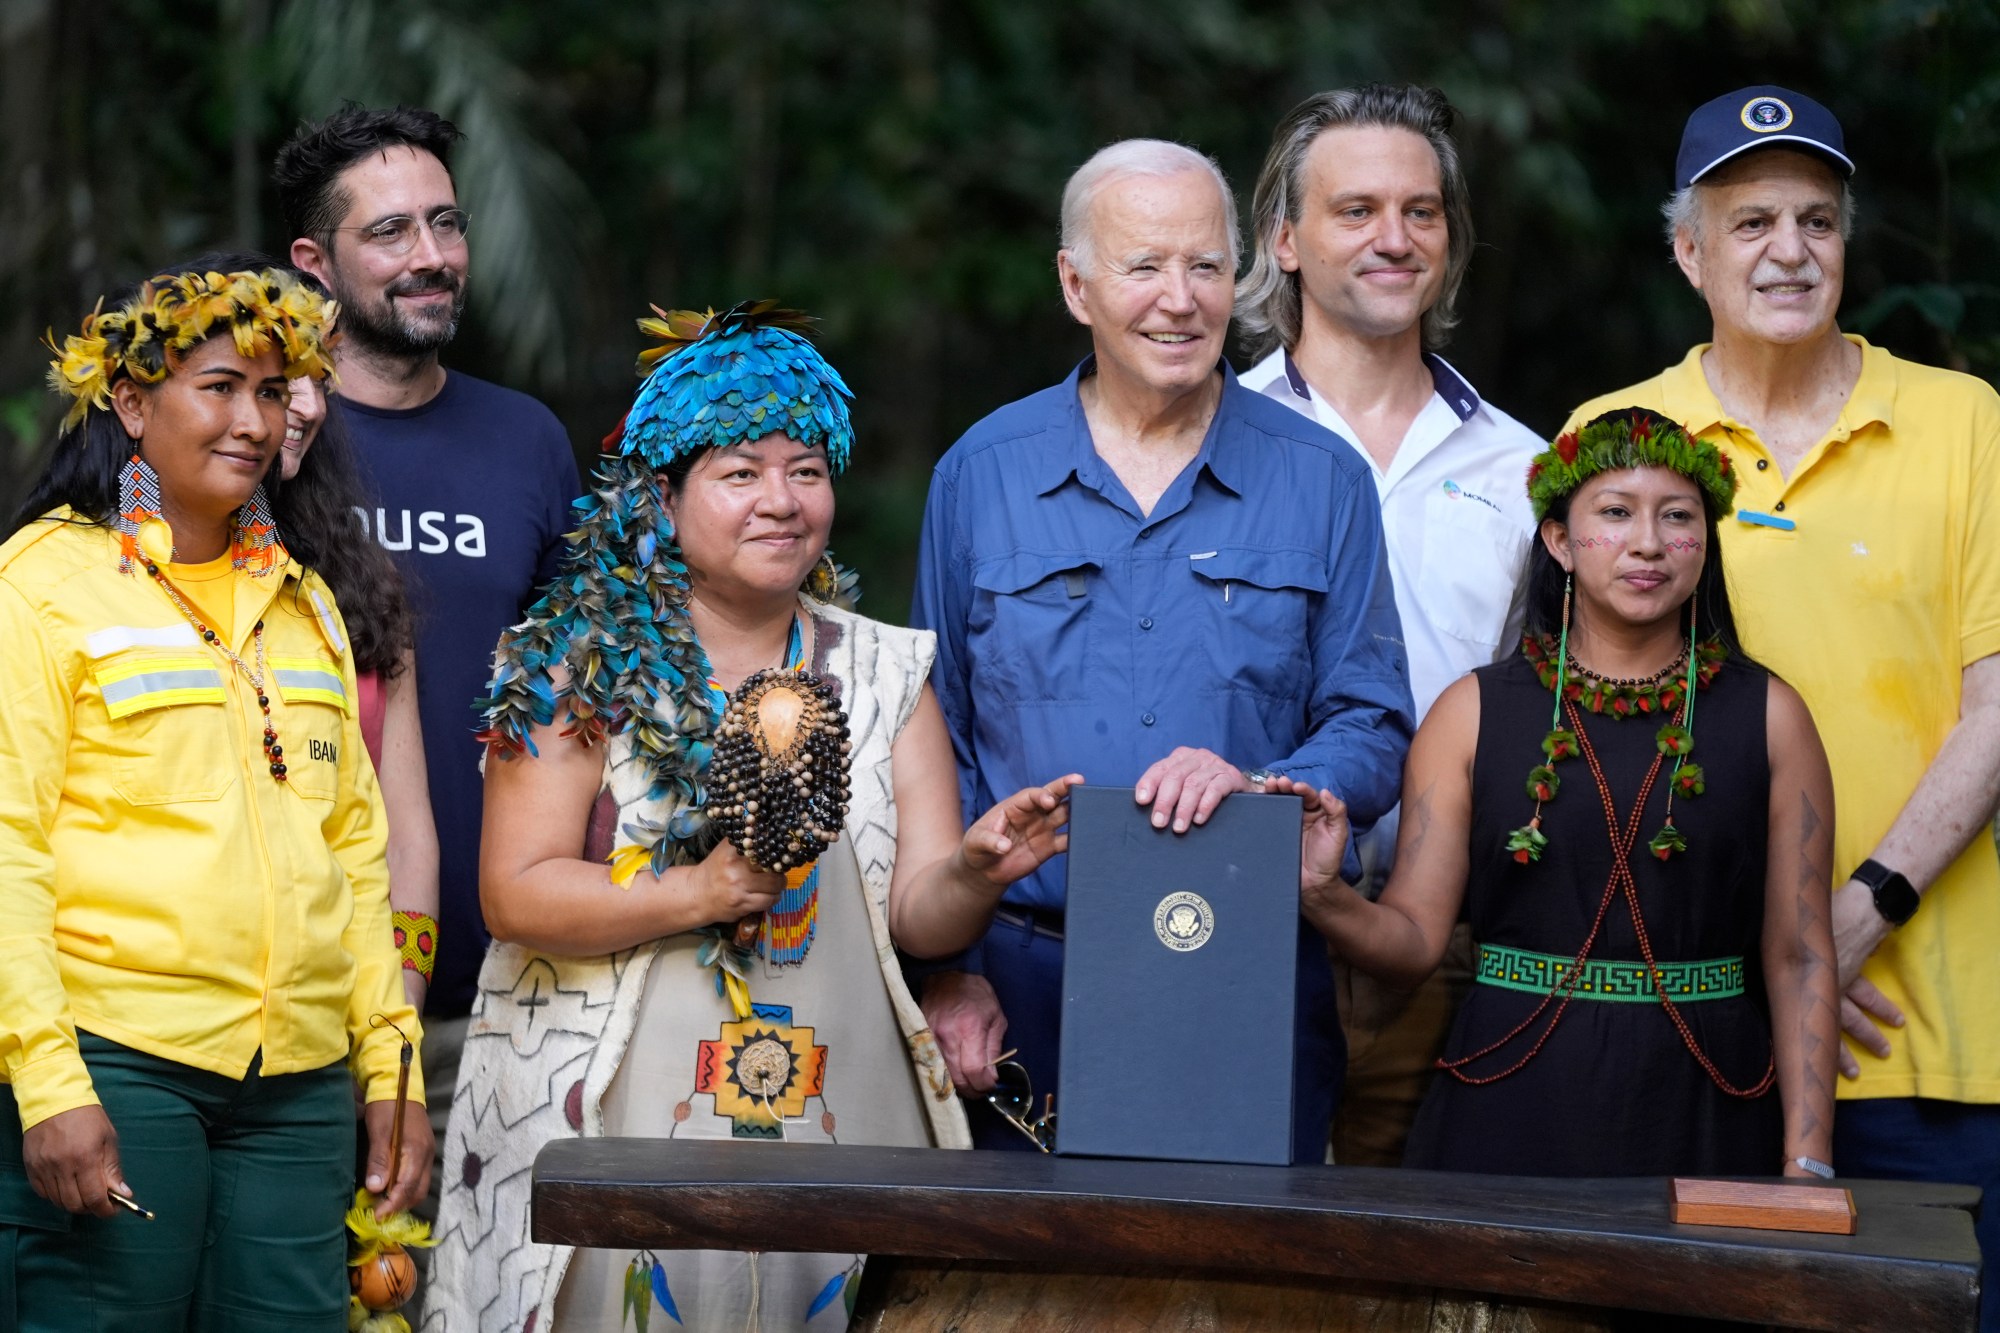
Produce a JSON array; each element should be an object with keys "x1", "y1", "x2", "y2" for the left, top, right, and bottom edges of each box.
[
  {"x1": 1793, "y1": 790, "x2": 1836, "y2": 1138},
  {"x1": 1401, "y1": 781, "x2": 1436, "y2": 863}
]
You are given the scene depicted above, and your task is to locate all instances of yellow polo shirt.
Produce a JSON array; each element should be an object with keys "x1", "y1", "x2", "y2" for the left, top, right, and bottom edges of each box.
[
  {"x1": 1567, "y1": 336, "x2": 2000, "y2": 1103},
  {"x1": 0, "y1": 512, "x2": 423, "y2": 1130}
]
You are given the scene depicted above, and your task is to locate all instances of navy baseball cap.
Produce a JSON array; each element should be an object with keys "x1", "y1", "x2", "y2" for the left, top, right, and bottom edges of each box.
[{"x1": 1675, "y1": 86, "x2": 1855, "y2": 191}]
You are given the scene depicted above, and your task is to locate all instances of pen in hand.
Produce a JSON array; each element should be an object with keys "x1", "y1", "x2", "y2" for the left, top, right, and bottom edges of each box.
[{"x1": 107, "y1": 1190, "x2": 155, "y2": 1220}]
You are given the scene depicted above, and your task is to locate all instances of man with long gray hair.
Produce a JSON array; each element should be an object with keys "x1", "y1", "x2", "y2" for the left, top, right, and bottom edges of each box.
[
  {"x1": 1237, "y1": 84, "x2": 1540, "y2": 1165},
  {"x1": 911, "y1": 137, "x2": 1415, "y2": 1157}
]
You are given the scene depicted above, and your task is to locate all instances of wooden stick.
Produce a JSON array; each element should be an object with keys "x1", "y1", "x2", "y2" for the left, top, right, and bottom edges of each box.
[{"x1": 383, "y1": 1041, "x2": 412, "y2": 1196}]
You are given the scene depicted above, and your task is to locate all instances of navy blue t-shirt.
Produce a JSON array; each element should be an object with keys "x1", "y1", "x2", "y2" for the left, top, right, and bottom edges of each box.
[{"x1": 339, "y1": 371, "x2": 581, "y2": 1018}]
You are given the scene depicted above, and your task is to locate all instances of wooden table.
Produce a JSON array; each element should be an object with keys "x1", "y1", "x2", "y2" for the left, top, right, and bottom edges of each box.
[{"x1": 532, "y1": 1139, "x2": 1981, "y2": 1331}]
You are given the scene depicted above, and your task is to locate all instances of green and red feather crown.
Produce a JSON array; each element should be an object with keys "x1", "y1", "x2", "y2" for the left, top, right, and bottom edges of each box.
[{"x1": 1527, "y1": 409, "x2": 1736, "y2": 522}]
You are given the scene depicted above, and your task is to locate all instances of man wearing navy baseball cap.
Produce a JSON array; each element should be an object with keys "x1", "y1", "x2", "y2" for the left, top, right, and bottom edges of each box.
[{"x1": 1568, "y1": 85, "x2": 2000, "y2": 1333}]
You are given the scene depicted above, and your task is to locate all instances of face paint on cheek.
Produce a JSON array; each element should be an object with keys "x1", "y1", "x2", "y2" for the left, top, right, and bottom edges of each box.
[
  {"x1": 1665, "y1": 538, "x2": 1705, "y2": 552},
  {"x1": 1570, "y1": 536, "x2": 1622, "y2": 549}
]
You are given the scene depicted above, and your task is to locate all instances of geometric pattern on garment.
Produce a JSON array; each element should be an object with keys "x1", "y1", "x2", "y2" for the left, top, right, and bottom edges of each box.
[
  {"x1": 419, "y1": 602, "x2": 966, "y2": 1333},
  {"x1": 477, "y1": 955, "x2": 602, "y2": 1059},
  {"x1": 469, "y1": 952, "x2": 617, "y2": 1134},
  {"x1": 695, "y1": 1002, "x2": 827, "y2": 1137},
  {"x1": 1476, "y1": 943, "x2": 1747, "y2": 1002}
]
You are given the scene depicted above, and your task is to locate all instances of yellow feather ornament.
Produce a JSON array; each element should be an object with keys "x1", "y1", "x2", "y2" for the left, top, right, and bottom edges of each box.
[{"x1": 44, "y1": 269, "x2": 340, "y2": 435}]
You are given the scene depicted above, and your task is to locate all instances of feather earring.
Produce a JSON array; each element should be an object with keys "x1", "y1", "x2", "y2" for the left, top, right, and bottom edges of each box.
[
  {"x1": 230, "y1": 485, "x2": 284, "y2": 576},
  {"x1": 115, "y1": 453, "x2": 163, "y2": 576}
]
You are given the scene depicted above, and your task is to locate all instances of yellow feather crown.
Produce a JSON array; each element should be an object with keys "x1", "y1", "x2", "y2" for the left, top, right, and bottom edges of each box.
[{"x1": 45, "y1": 268, "x2": 340, "y2": 433}]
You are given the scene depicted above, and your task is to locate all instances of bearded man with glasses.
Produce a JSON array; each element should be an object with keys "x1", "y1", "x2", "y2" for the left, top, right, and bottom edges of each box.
[{"x1": 275, "y1": 105, "x2": 583, "y2": 1228}]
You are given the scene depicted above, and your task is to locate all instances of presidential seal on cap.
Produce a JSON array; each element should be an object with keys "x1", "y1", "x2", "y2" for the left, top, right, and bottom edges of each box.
[{"x1": 1675, "y1": 84, "x2": 1855, "y2": 191}]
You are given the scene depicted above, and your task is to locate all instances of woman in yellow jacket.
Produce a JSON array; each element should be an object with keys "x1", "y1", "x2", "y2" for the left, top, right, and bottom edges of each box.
[{"x1": 0, "y1": 267, "x2": 429, "y2": 1331}]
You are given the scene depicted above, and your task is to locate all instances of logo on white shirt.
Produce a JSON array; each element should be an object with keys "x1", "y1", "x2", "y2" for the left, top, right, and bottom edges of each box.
[{"x1": 1440, "y1": 479, "x2": 1504, "y2": 515}]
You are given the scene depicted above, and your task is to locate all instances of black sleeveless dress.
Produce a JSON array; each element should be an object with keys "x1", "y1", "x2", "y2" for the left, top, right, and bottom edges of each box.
[{"x1": 1403, "y1": 649, "x2": 1783, "y2": 1177}]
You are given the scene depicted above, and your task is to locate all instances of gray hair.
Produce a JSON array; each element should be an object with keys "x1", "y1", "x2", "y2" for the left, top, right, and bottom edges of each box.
[
  {"x1": 1059, "y1": 139, "x2": 1239, "y2": 278},
  {"x1": 1661, "y1": 176, "x2": 1856, "y2": 247},
  {"x1": 1236, "y1": 84, "x2": 1475, "y2": 358}
]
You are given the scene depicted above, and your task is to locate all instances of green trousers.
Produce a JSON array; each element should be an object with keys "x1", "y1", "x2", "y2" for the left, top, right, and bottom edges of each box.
[{"x1": 1, "y1": 1033, "x2": 352, "y2": 1333}]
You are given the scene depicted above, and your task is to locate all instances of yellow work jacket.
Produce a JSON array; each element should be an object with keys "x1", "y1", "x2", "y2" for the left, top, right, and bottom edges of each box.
[{"x1": 0, "y1": 510, "x2": 422, "y2": 1131}]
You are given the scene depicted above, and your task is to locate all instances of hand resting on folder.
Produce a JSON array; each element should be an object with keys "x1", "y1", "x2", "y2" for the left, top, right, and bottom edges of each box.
[{"x1": 1260, "y1": 777, "x2": 1358, "y2": 931}]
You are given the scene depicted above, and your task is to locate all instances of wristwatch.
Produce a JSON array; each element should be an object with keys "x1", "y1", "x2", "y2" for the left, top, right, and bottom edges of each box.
[
  {"x1": 1851, "y1": 858, "x2": 1919, "y2": 928},
  {"x1": 1243, "y1": 768, "x2": 1278, "y2": 789}
]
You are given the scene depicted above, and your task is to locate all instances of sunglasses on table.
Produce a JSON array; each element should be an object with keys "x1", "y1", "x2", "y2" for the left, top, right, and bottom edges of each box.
[{"x1": 986, "y1": 1060, "x2": 1056, "y2": 1153}]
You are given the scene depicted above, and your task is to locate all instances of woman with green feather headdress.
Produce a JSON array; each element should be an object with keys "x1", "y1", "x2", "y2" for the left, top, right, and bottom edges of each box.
[
  {"x1": 1264, "y1": 408, "x2": 1842, "y2": 1182},
  {"x1": 427, "y1": 302, "x2": 1081, "y2": 1333}
]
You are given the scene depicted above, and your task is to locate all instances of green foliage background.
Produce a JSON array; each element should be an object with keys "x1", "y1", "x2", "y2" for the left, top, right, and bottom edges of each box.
[{"x1": 4, "y1": 0, "x2": 1997, "y2": 616}]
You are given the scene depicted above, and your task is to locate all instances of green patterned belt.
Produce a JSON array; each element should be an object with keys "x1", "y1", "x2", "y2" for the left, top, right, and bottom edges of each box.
[{"x1": 1477, "y1": 943, "x2": 1746, "y2": 1003}]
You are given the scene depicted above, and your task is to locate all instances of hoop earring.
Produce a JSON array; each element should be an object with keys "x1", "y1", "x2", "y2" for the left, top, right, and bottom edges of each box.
[
  {"x1": 230, "y1": 485, "x2": 284, "y2": 577},
  {"x1": 116, "y1": 453, "x2": 163, "y2": 576}
]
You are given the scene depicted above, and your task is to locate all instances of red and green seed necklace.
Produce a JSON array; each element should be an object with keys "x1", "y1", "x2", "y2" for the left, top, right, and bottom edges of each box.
[{"x1": 1504, "y1": 589, "x2": 1725, "y2": 866}]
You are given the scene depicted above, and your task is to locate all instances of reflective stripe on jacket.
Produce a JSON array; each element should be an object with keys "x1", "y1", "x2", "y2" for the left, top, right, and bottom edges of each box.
[{"x1": 0, "y1": 510, "x2": 421, "y2": 1130}]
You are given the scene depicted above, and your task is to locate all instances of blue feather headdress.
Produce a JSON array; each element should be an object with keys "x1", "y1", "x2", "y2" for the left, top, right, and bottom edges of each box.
[
  {"x1": 621, "y1": 299, "x2": 854, "y2": 472},
  {"x1": 475, "y1": 301, "x2": 857, "y2": 883}
]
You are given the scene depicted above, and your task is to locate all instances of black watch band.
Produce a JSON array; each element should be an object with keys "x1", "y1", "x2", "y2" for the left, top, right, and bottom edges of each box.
[{"x1": 1852, "y1": 858, "x2": 1919, "y2": 927}]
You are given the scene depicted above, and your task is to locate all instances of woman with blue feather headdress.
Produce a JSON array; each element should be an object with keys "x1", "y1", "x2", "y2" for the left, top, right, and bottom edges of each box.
[{"x1": 425, "y1": 302, "x2": 1079, "y2": 1332}]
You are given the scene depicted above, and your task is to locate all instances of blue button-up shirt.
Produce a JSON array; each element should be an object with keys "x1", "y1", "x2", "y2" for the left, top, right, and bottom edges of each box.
[{"x1": 913, "y1": 360, "x2": 1416, "y2": 909}]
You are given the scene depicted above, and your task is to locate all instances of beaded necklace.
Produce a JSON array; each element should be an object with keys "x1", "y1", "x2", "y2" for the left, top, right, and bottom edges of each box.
[
  {"x1": 1507, "y1": 625, "x2": 1725, "y2": 864},
  {"x1": 1564, "y1": 642, "x2": 1686, "y2": 691},
  {"x1": 142, "y1": 557, "x2": 287, "y2": 782}
]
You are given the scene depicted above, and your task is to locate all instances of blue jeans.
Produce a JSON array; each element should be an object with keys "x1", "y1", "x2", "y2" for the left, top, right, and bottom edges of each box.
[{"x1": 1834, "y1": 1097, "x2": 1998, "y2": 1333}]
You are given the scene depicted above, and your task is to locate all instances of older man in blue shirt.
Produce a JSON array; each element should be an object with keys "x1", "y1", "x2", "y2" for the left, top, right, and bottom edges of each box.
[{"x1": 911, "y1": 138, "x2": 1416, "y2": 1159}]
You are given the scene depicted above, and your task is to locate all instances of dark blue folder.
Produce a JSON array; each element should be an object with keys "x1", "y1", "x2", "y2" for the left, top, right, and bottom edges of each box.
[{"x1": 1057, "y1": 785, "x2": 1304, "y2": 1165}]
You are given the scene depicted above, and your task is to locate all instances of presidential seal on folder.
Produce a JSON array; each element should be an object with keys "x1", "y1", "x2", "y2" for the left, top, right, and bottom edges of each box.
[{"x1": 1057, "y1": 785, "x2": 1303, "y2": 1165}]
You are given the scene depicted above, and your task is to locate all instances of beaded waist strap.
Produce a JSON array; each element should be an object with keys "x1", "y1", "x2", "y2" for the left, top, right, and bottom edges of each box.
[{"x1": 1476, "y1": 943, "x2": 1745, "y2": 1003}]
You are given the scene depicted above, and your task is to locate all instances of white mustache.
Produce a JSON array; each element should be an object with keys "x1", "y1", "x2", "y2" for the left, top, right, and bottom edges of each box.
[{"x1": 1751, "y1": 260, "x2": 1823, "y2": 288}]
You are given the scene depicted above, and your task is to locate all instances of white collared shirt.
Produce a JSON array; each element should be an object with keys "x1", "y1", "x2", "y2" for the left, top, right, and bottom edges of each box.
[{"x1": 1241, "y1": 347, "x2": 1541, "y2": 721}]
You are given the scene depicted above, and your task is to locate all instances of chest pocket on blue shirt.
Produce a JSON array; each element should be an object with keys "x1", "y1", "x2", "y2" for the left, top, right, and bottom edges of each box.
[
  {"x1": 969, "y1": 553, "x2": 1100, "y2": 704},
  {"x1": 1186, "y1": 549, "x2": 1325, "y2": 700}
]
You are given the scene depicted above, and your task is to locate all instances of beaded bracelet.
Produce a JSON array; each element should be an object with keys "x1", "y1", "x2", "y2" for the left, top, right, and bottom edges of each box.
[{"x1": 393, "y1": 911, "x2": 438, "y2": 982}]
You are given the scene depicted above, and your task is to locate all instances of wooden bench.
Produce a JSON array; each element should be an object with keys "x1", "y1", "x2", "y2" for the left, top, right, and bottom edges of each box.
[{"x1": 532, "y1": 1139, "x2": 1981, "y2": 1331}]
